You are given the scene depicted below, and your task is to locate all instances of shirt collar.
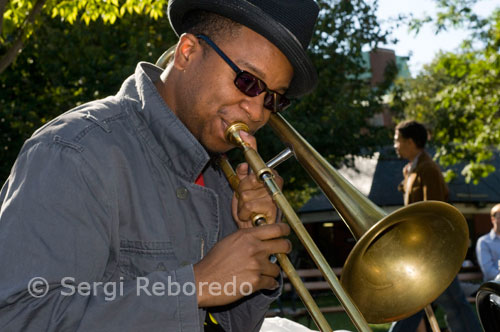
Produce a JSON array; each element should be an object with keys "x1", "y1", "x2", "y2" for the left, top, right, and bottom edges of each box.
[
  {"x1": 117, "y1": 62, "x2": 210, "y2": 182},
  {"x1": 408, "y1": 151, "x2": 423, "y2": 173},
  {"x1": 489, "y1": 229, "x2": 500, "y2": 240}
]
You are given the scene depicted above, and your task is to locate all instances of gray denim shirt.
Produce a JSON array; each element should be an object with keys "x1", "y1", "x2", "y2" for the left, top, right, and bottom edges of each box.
[{"x1": 0, "y1": 62, "x2": 279, "y2": 332}]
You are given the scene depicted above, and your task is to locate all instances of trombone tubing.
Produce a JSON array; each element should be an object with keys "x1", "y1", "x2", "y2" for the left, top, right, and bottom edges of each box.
[
  {"x1": 219, "y1": 156, "x2": 333, "y2": 332},
  {"x1": 223, "y1": 124, "x2": 372, "y2": 332}
]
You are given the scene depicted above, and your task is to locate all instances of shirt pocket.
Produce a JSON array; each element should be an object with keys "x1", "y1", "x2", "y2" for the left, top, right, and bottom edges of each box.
[{"x1": 118, "y1": 239, "x2": 179, "y2": 280}]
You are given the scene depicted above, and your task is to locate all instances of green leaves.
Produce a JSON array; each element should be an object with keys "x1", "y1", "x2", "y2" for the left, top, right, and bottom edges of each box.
[
  {"x1": 0, "y1": 10, "x2": 177, "y2": 181},
  {"x1": 1, "y1": 0, "x2": 169, "y2": 73},
  {"x1": 253, "y1": 0, "x2": 394, "y2": 198},
  {"x1": 46, "y1": 0, "x2": 167, "y2": 25},
  {"x1": 392, "y1": 6, "x2": 500, "y2": 183},
  {"x1": 1, "y1": 0, "x2": 396, "y2": 207}
]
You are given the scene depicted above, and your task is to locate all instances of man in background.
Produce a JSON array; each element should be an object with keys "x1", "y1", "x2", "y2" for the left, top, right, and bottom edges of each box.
[
  {"x1": 390, "y1": 120, "x2": 481, "y2": 332},
  {"x1": 476, "y1": 203, "x2": 500, "y2": 281}
]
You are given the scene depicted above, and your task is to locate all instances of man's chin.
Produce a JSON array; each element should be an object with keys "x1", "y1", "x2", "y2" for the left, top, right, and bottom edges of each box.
[
  {"x1": 200, "y1": 143, "x2": 231, "y2": 166},
  {"x1": 202, "y1": 140, "x2": 236, "y2": 155},
  {"x1": 203, "y1": 146, "x2": 231, "y2": 155}
]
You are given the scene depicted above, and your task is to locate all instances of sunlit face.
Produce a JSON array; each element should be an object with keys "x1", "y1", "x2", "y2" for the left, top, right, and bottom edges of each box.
[
  {"x1": 393, "y1": 130, "x2": 416, "y2": 160},
  {"x1": 491, "y1": 204, "x2": 500, "y2": 234},
  {"x1": 173, "y1": 27, "x2": 293, "y2": 153}
]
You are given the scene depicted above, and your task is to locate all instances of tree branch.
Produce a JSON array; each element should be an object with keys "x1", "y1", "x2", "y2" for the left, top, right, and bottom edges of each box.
[
  {"x1": 0, "y1": 0, "x2": 47, "y2": 74},
  {"x1": 0, "y1": 0, "x2": 9, "y2": 37}
]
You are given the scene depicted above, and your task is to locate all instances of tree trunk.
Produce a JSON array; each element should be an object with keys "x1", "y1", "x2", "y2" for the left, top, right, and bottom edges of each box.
[{"x1": 0, "y1": 0, "x2": 47, "y2": 74}]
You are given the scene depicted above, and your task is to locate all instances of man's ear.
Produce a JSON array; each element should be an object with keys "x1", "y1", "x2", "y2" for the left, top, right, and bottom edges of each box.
[
  {"x1": 409, "y1": 138, "x2": 418, "y2": 150},
  {"x1": 173, "y1": 33, "x2": 201, "y2": 71}
]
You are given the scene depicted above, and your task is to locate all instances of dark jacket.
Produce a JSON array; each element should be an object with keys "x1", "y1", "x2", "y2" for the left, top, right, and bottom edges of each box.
[
  {"x1": 399, "y1": 151, "x2": 449, "y2": 205},
  {"x1": 0, "y1": 62, "x2": 278, "y2": 332}
]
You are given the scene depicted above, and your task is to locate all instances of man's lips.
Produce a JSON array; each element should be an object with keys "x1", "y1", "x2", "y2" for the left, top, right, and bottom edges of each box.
[{"x1": 221, "y1": 118, "x2": 256, "y2": 135}]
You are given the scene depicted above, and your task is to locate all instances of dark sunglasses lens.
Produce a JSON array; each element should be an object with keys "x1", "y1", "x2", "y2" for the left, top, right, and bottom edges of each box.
[
  {"x1": 279, "y1": 97, "x2": 291, "y2": 111},
  {"x1": 263, "y1": 93, "x2": 290, "y2": 113},
  {"x1": 235, "y1": 72, "x2": 265, "y2": 97},
  {"x1": 236, "y1": 72, "x2": 290, "y2": 113}
]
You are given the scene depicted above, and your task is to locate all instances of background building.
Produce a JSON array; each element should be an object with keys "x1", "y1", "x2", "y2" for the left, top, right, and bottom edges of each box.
[
  {"x1": 298, "y1": 148, "x2": 500, "y2": 269},
  {"x1": 295, "y1": 48, "x2": 499, "y2": 272}
]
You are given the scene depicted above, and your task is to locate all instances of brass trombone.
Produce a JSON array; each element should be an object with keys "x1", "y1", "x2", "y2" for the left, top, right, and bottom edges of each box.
[{"x1": 156, "y1": 48, "x2": 470, "y2": 331}]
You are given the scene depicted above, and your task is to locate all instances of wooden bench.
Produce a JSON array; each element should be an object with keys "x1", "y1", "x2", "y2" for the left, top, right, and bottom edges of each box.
[
  {"x1": 268, "y1": 268, "x2": 484, "y2": 318},
  {"x1": 458, "y1": 271, "x2": 483, "y2": 282},
  {"x1": 282, "y1": 268, "x2": 342, "y2": 292},
  {"x1": 268, "y1": 268, "x2": 344, "y2": 319}
]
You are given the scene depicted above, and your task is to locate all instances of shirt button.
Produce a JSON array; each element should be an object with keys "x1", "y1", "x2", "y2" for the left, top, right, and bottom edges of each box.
[{"x1": 176, "y1": 187, "x2": 189, "y2": 200}]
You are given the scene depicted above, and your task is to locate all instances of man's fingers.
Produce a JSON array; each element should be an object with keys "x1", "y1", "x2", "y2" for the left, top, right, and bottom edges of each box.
[
  {"x1": 235, "y1": 162, "x2": 250, "y2": 180},
  {"x1": 240, "y1": 130, "x2": 257, "y2": 151},
  {"x1": 259, "y1": 258, "x2": 282, "y2": 277},
  {"x1": 271, "y1": 169, "x2": 284, "y2": 189},
  {"x1": 249, "y1": 223, "x2": 291, "y2": 241},
  {"x1": 262, "y1": 238, "x2": 292, "y2": 256},
  {"x1": 237, "y1": 192, "x2": 275, "y2": 221},
  {"x1": 258, "y1": 276, "x2": 280, "y2": 291}
]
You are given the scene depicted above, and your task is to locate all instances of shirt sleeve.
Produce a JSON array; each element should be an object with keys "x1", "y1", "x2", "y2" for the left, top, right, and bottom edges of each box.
[
  {"x1": 212, "y1": 275, "x2": 283, "y2": 332},
  {"x1": 476, "y1": 236, "x2": 499, "y2": 281},
  {"x1": 0, "y1": 140, "x2": 200, "y2": 332}
]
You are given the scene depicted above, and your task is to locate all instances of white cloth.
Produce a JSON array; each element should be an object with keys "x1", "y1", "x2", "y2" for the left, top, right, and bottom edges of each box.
[{"x1": 260, "y1": 317, "x2": 352, "y2": 332}]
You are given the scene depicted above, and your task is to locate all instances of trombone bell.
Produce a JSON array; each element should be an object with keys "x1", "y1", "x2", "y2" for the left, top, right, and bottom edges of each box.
[
  {"x1": 267, "y1": 113, "x2": 469, "y2": 323},
  {"x1": 341, "y1": 201, "x2": 468, "y2": 322}
]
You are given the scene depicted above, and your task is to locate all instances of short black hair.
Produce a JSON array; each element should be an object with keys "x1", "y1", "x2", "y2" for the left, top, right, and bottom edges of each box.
[
  {"x1": 396, "y1": 120, "x2": 428, "y2": 149},
  {"x1": 181, "y1": 10, "x2": 242, "y2": 44}
]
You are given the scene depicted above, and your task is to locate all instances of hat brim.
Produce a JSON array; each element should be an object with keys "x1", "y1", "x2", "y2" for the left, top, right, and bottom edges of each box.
[{"x1": 168, "y1": 0, "x2": 318, "y2": 98}]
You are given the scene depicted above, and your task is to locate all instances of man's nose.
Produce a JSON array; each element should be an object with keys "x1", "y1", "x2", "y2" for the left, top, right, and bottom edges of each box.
[{"x1": 241, "y1": 94, "x2": 268, "y2": 123}]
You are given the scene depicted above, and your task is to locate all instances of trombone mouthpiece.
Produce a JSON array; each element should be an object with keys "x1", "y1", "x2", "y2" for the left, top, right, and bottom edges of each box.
[{"x1": 225, "y1": 122, "x2": 250, "y2": 147}]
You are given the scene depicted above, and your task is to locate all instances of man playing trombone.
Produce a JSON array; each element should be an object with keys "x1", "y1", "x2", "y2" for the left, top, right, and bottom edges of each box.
[{"x1": 0, "y1": 1, "x2": 320, "y2": 331}]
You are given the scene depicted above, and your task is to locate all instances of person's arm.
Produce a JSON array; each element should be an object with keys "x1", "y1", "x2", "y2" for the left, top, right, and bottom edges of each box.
[
  {"x1": 0, "y1": 139, "x2": 291, "y2": 331},
  {"x1": 207, "y1": 131, "x2": 286, "y2": 331},
  {"x1": 0, "y1": 141, "x2": 200, "y2": 332},
  {"x1": 476, "y1": 237, "x2": 499, "y2": 281}
]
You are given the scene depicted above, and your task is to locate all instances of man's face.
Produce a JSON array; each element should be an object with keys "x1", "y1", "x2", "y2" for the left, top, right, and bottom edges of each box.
[
  {"x1": 491, "y1": 207, "x2": 500, "y2": 234},
  {"x1": 174, "y1": 27, "x2": 294, "y2": 154},
  {"x1": 393, "y1": 130, "x2": 414, "y2": 160}
]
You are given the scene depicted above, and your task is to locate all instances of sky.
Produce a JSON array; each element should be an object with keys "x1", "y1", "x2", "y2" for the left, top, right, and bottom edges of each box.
[{"x1": 373, "y1": 0, "x2": 500, "y2": 76}]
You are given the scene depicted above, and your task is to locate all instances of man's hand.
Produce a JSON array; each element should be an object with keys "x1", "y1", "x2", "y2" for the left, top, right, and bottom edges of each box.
[
  {"x1": 230, "y1": 131, "x2": 284, "y2": 228},
  {"x1": 193, "y1": 223, "x2": 291, "y2": 307}
]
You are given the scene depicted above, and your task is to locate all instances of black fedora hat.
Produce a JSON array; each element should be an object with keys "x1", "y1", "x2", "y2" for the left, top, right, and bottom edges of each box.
[{"x1": 167, "y1": 0, "x2": 319, "y2": 98}]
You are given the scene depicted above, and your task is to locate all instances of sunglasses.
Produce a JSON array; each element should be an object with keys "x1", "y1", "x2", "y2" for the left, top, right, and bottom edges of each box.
[{"x1": 196, "y1": 34, "x2": 291, "y2": 113}]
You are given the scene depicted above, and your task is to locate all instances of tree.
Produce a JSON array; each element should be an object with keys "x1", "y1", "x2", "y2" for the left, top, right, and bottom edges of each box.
[
  {"x1": 251, "y1": 0, "x2": 395, "y2": 206},
  {"x1": 0, "y1": 0, "x2": 168, "y2": 73},
  {"x1": 0, "y1": 9, "x2": 177, "y2": 181},
  {"x1": 391, "y1": 1, "x2": 500, "y2": 183},
  {"x1": 1, "y1": 0, "x2": 396, "y2": 204}
]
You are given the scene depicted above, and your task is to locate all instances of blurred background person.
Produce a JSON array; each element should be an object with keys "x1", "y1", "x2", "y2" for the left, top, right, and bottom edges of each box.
[
  {"x1": 476, "y1": 203, "x2": 500, "y2": 281},
  {"x1": 390, "y1": 120, "x2": 481, "y2": 332}
]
